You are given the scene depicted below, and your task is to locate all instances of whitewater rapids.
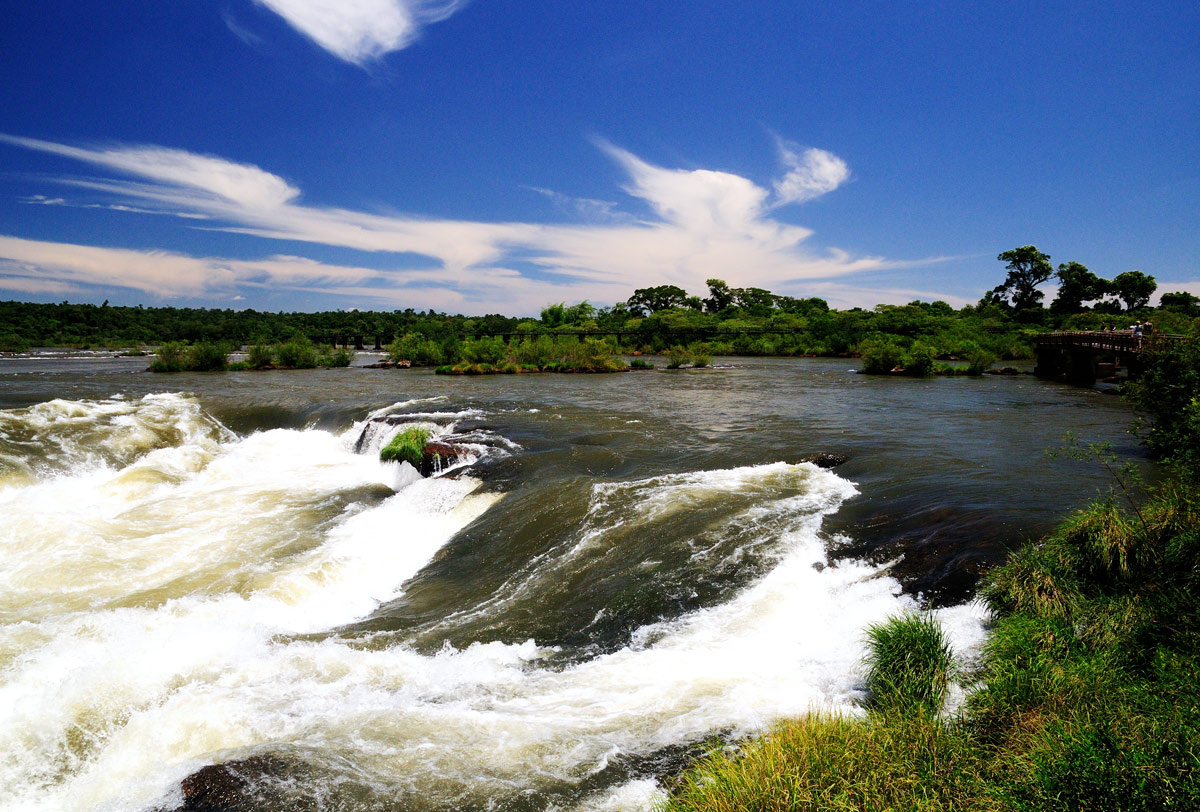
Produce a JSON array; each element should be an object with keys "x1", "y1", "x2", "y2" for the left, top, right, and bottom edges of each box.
[{"x1": 0, "y1": 393, "x2": 987, "y2": 812}]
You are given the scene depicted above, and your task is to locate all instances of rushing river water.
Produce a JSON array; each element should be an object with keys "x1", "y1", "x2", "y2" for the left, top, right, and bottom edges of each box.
[{"x1": 0, "y1": 353, "x2": 1144, "y2": 812}]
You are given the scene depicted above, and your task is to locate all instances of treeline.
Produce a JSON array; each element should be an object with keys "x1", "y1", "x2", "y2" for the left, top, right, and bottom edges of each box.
[
  {"x1": 2, "y1": 245, "x2": 1195, "y2": 360},
  {"x1": 0, "y1": 300, "x2": 519, "y2": 353}
]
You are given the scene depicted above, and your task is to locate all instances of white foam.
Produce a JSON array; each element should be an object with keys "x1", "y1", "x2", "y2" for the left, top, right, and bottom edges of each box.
[{"x1": 0, "y1": 401, "x2": 989, "y2": 812}]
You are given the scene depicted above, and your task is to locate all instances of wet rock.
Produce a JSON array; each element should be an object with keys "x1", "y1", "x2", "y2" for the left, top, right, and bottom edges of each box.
[
  {"x1": 800, "y1": 452, "x2": 848, "y2": 469},
  {"x1": 421, "y1": 440, "x2": 463, "y2": 476},
  {"x1": 171, "y1": 755, "x2": 295, "y2": 812},
  {"x1": 984, "y1": 366, "x2": 1022, "y2": 375}
]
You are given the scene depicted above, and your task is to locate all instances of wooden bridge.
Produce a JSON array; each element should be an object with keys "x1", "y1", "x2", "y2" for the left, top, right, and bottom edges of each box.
[{"x1": 1034, "y1": 331, "x2": 1182, "y2": 383}]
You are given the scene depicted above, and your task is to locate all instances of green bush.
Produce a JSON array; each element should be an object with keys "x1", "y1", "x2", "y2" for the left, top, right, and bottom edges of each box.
[
  {"x1": 665, "y1": 346, "x2": 691, "y2": 369},
  {"x1": 321, "y1": 347, "x2": 353, "y2": 367},
  {"x1": 858, "y1": 337, "x2": 904, "y2": 374},
  {"x1": 185, "y1": 341, "x2": 230, "y2": 371},
  {"x1": 148, "y1": 341, "x2": 187, "y2": 372},
  {"x1": 461, "y1": 336, "x2": 506, "y2": 365},
  {"x1": 379, "y1": 426, "x2": 431, "y2": 467},
  {"x1": 246, "y1": 343, "x2": 274, "y2": 369},
  {"x1": 275, "y1": 338, "x2": 318, "y2": 368},
  {"x1": 387, "y1": 333, "x2": 445, "y2": 366},
  {"x1": 902, "y1": 342, "x2": 936, "y2": 377},
  {"x1": 630, "y1": 359, "x2": 655, "y2": 369},
  {"x1": 1125, "y1": 334, "x2": 1200, "y2": 476},
  {"x1": 966, "y1": 347, "x2": 996, "y2": 376}
]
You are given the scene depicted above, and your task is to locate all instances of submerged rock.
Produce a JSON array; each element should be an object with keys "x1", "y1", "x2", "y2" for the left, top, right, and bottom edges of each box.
[{"x1": 800, "y1": 452, "x2": 848, "y2": 469}]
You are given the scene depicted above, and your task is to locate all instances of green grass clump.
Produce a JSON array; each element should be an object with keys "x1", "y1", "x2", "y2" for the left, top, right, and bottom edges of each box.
[
  {"x1": 378, "y1": 427, "x2": 431, "y2": 467},
  {"x1": 663, "y1": 713, "x2": 989, "y2": 812},
  {"x1": 630, "y1": 358, "x2": 655, "y2": 369},
  {"x1": 863, "y1": 613, "x2": 954, "y2": 716}
]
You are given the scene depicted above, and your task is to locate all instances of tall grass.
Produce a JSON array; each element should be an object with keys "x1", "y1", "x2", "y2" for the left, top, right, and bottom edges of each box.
[{"x1": 863, "y1": 613, "x2": 954, "y2": 716}]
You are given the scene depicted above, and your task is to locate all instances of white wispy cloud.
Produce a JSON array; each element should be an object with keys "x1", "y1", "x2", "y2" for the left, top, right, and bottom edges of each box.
[
  {"x1": 253, "y1": 0, "x2": 467, "y2": 65},
  {"x1": 771, "y1": 138, "x2": 851, "y2": 207},
  {"x1": 0, "y1": 133, "x2": 946, "y2": 312}
]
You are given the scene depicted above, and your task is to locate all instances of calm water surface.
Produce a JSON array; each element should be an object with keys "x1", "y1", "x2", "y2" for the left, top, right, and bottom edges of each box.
[{"x1": 0, "y1": 353, "x2": 1143, "y2": 811}]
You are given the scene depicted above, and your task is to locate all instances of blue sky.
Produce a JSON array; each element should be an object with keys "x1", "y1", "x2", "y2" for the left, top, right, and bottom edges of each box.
[{"x1": 0, "y1": 1, "x2": 1196, "y2": 315}]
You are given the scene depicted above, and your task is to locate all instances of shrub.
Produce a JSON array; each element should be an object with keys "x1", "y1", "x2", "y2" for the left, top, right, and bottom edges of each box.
[
  {"x1": 379, "y1": 426, "x2": 430, "y2": 467},
  {"x1": 246, "y1": 343, "x2": 274, "y2": 369},
  {"x1": 665, "y1": 346, "x2": 691, "y2": 369},
  {"x1": 387, "y1": 333, "x2": 445, "y2": 366},
  {"x1": 902, "y1": 342, "x2": 936, "y2": 377},
  {"x1": 966, "y1": 347, "x2": 997, "y2": 376},
  {"x1": 1125, "y1": 335, "x2": 1200, "y2": 476},
  {"x1": 275, "y1": 338, "x2": 318, "y2": 368},
  {"x1": 863, "y1": 613, "x2": 954, "y2": 716},
  {"x1": 461, "y1": 336, "x2": 506, "y2": 365},
  {"x1": 186, "y1": 341, "x2": 230, "y2": 371},
  {"x1": 321, "y1": 347, "x2": 353, "y2": 368},
  {"x1": 858, "y1": 337, "x2": 903, "y2": 374},
  {"x1": 148, "y1": 342, "x2": 187, "y2": 372},
  {"x1": 630, "y1": 359, "x2": 655, "y2": 369}
]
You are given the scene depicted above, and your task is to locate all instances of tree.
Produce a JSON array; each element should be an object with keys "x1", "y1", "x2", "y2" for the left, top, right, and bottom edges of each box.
[
  {"x1": 627, "y1": 285, "x2": 689, "y2": 316},
  {"x1": 703, "y1": 279, "x2": 735, "y2": 313},
  {"x1": 995, "y1": 246, "x2": 1053, "y2": 311},
  {"x1": 732, "y1": 287, "x2": 777, "y2": 316},
  {"x1": 1110, "y1": 270, "x2": 1157, "y2": 312},
  {"x1": 1160, "y1": 291, "x2": 1200, "y2": 316},
  {"x1": 540, "y1": 303, "x2": 567, "y2": 327},
  {"x1": 1050, "y1": 261, "x2": 1108, "y2": 314}
]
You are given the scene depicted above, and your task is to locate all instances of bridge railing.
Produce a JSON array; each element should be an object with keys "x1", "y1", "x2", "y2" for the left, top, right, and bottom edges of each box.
[{"x1": 1035, "y1": 331, "x2": 1186, "y2": 354}]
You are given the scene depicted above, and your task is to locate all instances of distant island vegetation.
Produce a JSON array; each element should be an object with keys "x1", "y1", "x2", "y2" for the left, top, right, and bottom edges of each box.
[{"x1": 0, "y1": 245, "x2": 1195, "y2": 376}]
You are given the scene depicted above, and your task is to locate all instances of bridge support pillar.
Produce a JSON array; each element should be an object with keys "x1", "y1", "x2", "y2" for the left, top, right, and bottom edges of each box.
[
  {"x1": 1067, "y1": 348, "x2": 1098, "y2": 385},
  {"x1": 1034, "y1": 346, "x2": 1067, "y2": 378}
]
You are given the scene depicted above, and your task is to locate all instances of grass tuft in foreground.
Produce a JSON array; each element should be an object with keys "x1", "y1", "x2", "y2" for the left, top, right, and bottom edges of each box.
[{"x1": 863, "y1": 612, "x2": 954, "y2": 716}]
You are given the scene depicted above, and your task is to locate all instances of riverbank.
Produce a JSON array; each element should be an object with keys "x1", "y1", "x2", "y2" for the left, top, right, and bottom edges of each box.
[{"x1": 659, "y1": 338, "x2": 1200, "y2": 811}]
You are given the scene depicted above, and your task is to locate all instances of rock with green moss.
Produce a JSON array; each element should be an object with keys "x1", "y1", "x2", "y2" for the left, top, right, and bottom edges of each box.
[
  {"x1": 378, "y1": 427, "x2": 464, "y2": 476},
  {"x1": 379, "y1": 427, "x2": 431, "y2": 468}
]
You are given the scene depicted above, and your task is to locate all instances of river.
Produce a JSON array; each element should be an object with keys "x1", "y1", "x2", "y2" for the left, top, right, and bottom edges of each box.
[{"x1": 0, "y1": 353, "x2": 1143, "y2": 811}]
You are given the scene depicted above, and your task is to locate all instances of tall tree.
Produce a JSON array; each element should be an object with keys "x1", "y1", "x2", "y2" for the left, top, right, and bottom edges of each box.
[
  {"x1": 1160, "y1": 291, "x2": 1200, "y2": 316},
  {"x1": 995, "y1": 246, "x2": 1054, "y2": 311},
  {"x1": 1050, "y1": 261, "x2": 1108, "y2": 314},
  {"x1": 1110, "y1": 270, "x2": 1157, "y2": 312},
  {"x1": 703, "y1": 279, "x2": 735, "y2": 313},
  {"x1": 627, "y1": 285, "x2": 689, "y2": 316}
]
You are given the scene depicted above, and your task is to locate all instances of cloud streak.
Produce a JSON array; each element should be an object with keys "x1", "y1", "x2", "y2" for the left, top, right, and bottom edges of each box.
[
  {"x1": 0, "y1": 133, "x2": 929, "y2": 312},
  {"x1": 253, "y1": 0, "x2": 468, "y2": 65}
]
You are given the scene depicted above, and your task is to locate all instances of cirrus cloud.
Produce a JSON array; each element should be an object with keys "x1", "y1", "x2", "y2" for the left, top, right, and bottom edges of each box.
[{"x1": 252, "y1": 0, "x2": 468, "y2": 65}]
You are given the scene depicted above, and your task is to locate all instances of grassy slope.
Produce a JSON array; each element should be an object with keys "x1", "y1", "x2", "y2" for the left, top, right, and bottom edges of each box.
[{"x1": 661, "y1": 477, "x2": 1200, "y2": 811}]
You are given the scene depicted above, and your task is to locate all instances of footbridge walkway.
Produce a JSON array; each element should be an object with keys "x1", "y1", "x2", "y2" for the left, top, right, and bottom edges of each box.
[{"x1": 1035, "y1": 331, "x2": 1184, "y2": 383}]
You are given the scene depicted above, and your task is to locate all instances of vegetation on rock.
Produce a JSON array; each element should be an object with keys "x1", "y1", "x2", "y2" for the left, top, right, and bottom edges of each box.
[{"x1": 379, "y1": 427, "x2": 432, "y2": 468}]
